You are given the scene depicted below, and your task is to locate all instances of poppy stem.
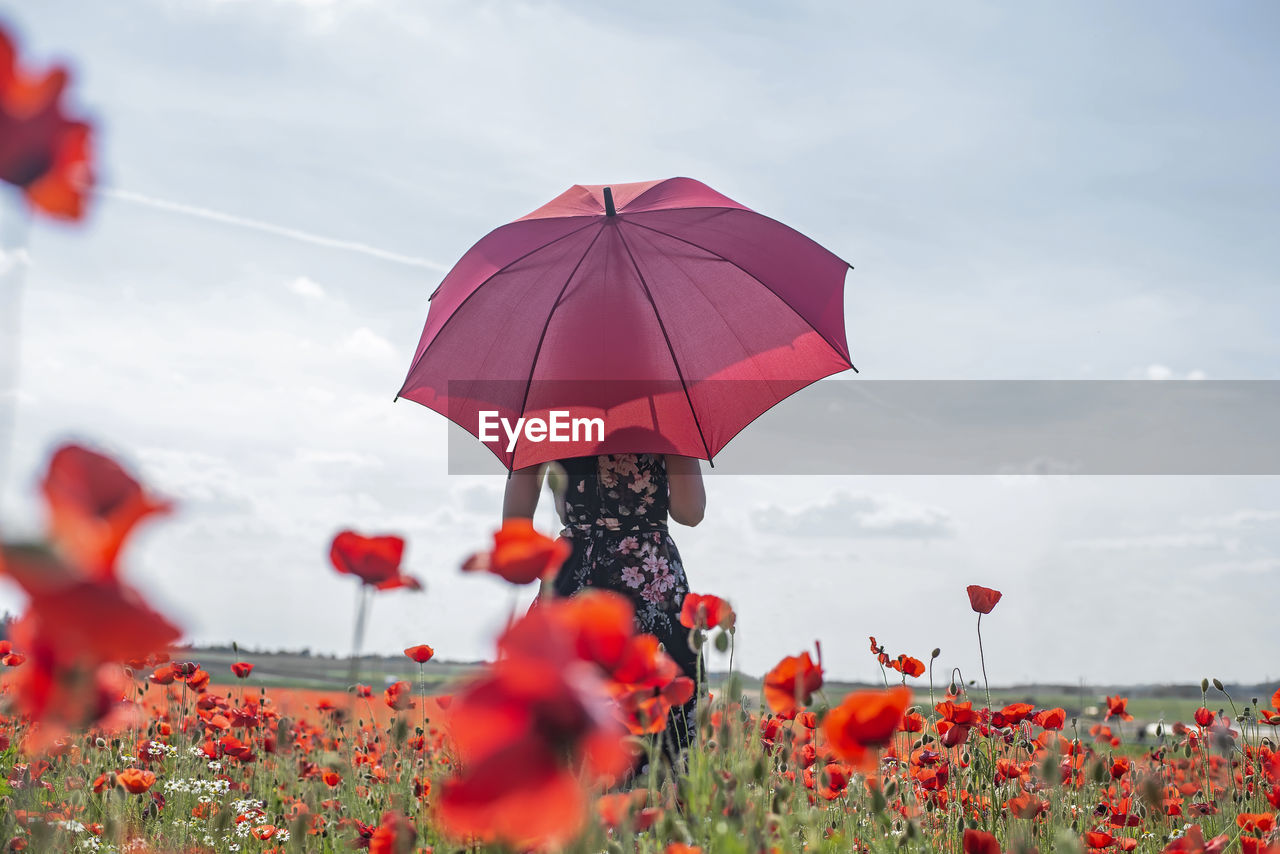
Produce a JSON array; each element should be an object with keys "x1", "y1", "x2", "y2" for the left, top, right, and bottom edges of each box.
[
  {"x1": 348, "y1": 584, "x2": 370, "y2": 690},
  {"x1": 976, "y1": 612, "x2": 991, "y2": 709}
]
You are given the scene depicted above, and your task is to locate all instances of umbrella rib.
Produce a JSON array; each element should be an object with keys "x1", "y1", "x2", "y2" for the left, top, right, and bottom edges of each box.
[
  {"x1": 615, "y1": 228, "x2": 715, "y2": 464},
  {"x1": 622, "y1": 217, "x2": 854, "y2": 369},
  {"x1": 509, "y1": 225, "x2": 608, "y2": 469},
  {"x1": 398, "y1": 220, "x2": 599, "y2": 398}
]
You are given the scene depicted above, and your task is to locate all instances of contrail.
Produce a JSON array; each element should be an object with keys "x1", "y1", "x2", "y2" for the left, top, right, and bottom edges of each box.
[{"x1": 97, "y1": 187, "x2": 449, "y2": 271}]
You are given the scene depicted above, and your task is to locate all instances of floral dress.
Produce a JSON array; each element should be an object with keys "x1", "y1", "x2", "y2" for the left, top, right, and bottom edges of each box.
[{"x1": 551, "y1": 453, "x2": 699, "y2": 764}]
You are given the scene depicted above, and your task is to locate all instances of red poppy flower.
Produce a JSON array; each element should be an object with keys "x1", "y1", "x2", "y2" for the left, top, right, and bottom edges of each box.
[
  {"x1": 0, "y1": 28, "x2": 94, "y2": 220},
  {"x1": 368, "y1": 811, "x2": 416, "y2": 854},
  {"x1": 1105, "y1": 695, "x2": 1133, "y2": 721},
  {"x1": 596, "y1": 790, "x2": 650, "y2": 831},
  {"x1": 998, "y1": 702, "x2": 1035, "y2": 726},
  {"x1": 322, "y1": 770, "x2": 341, "y2": 787},
  {"x1": 822, "y1": 686, "x2": 912, "y2": 771},
  {"x1": 1193, "y1": 706, "x2": 1214, "y2": 728},
  {"x1": 38, "y1": 444, "x2": 171, "y2": 580},
  {"x1": 1006, "y1": 792, "x2": 1048, "y2": 819},
  {"x1": 436, "y1": 594, "x2": 636, "y2": 849},
  {"x1": 1033, "y1": 707, "x2": 1066, "y2": 730},
  {"x1": 384, "y1": 681, "x2": 415, "y2": 711},
  {"x1": 461, "y1": 518, "x2": 570, "y2": 585},
  {"x1": 2, "y1": 652, "x2": 24, "y2": 667},
  {"x1": 230, "y1": 661, "x2": 253, "y2": 679},
  {"x1": 966, "y1": 584, "x2": 1002, "y2": 614},
  {"x1": 1085, "y1": 830, "x2": 1114, "y2": 849},
  {"x1": 763, "y1": 650, "x2": 824, "y2": 717},
  {"x1": 404, "y1": 644, "x2": 435, "y2": 664},
  {"x1": 116, "y1": 768, "x2": 156, "y2": 794},
  {"x1": 330, "y1": 531, "x2": 420, "y2": 591},
  {"x1": 963, "y1": 828, "x2": 1002, "y2": 854},
  {"x1": 1237, "y1": 813, "x2": 1276, "y2": 834},
  {"x1": 1, "y1": 545, "x2": 181, "y2": 741},
  {"x1": 887, "y1": 654, "x2": 925, "y2": 678},
  {"x1": 1162, "y1": 825, "x2": 1229, "y2": 853},
  {"x1": 678, "y1": 593, "x2": 735, "y2": 631}
]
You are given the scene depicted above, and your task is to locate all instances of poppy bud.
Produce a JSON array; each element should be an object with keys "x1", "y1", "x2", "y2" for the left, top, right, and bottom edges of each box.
[
  {"x1": 714, "y1": 631, "x2": 730, "y2": 653},
  {"x1": 1212, "y1": 678, "x2": 1224, "y2": 691},
  {"x1": 1200, "y1": 678, "x2": 1209, "y2": 693},
  {"x1": 751, "y1": 757, "x2": 767, "y2": 785},
  {"x1": 870, "y1": 787, "x2": 886, "y2": 813},
  {"x1": 931, "y1": 648, "x2": 941, "y2": 659}
]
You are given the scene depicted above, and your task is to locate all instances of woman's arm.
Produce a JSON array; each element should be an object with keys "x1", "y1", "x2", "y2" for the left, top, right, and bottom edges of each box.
[
  {"x1": 664, "y1": 454, "x2": 705, "y2": 527},
  {"x1": 502, "y1": 466, "x2": 543, "y2": 519}
]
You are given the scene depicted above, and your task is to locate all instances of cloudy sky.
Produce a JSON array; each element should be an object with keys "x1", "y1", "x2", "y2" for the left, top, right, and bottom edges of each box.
[{"x1": 1, "y1": 0, "x2": 1278, "y2": 687}]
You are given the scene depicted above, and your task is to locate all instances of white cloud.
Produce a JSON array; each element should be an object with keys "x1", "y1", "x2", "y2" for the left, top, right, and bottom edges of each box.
[
  {"x1": 752, "y1": 491, "x2": 954, "y2": 540},
  {"x1": 339, "y1": 327, "x2": 396, "y2": 360},
  {"x1": 287, "y1": 276, "x2": 327, "y2": 300},
  {"x1": 1066, "y1": 532, "x2": 1223, "y2": 551},
  {"x1": 1143, "y1": 364, "x2": 1208, "y2": 381}
]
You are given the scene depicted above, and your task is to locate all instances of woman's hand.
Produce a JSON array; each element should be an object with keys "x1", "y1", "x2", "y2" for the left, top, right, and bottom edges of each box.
[{"x1": 664, "y1": 454, "x2": 705, "y2": 526}]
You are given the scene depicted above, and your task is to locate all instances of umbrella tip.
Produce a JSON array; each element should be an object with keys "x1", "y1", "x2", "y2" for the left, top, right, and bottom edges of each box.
[{"x1": 603, "y1": 186, "x2": 616, "y2": 217}]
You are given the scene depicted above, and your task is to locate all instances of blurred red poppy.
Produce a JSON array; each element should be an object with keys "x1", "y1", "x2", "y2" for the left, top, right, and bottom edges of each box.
[
  {"x1": 1162, "y1": 825, "x2": 1229, "y2": 853},
  {"x1": 678, "y1": 593, "x2": 735, "y2": 632},
  {"x1": 384, "y1": 681, "x2": 414, "y2": 711},
  {"x1": 963, "y1": 828, "x2": 1002, "y2": 854},
  {"x1": 966, "y1": 585, "x2": 1002, "y2": 614},
  {"x1": 823, "y1": 686, "x2": 911, "y2": 772},
  {"x1": 1105, "y1": 695, "x2": 1133, "y2": 721},
  {"x1": 436, "y1": 593, "x2": 636, "y2": 849},
  {"x1": 329, "y1": 531, "x2": 420, "y2": 591},
  {"x1": 117, "y1": 768, "x2": 156, "y2": 794},
  {"x1": 763, "y1": 650, "x2": 824, "y2": 718},
  {"x1": 39, "y1": 444, "x2": 171, "y2": 580},
  {"x1": 368, "y1": 811, "x2": 416, "y2": 854},
  {"x1": 0, "y1": 27, "x2": 94, "y2": 220},
  {"x1": 461, "y1": 518, "x2": 570, "y2": 585},
  {"x1": 230, "y1": 662, "x2": 253, "y2": 679},
  {"x1": 404, "y1": 644, "x2": 435, "y2": 664}
]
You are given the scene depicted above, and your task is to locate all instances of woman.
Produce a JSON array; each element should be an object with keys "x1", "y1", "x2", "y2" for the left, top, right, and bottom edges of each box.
[{"x1": 502, "y1": 453, "x2": 706, "y2": 771}]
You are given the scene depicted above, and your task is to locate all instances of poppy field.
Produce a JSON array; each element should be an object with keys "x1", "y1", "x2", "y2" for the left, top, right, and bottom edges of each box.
[
  {"x1": 5, "y1": 15, "x2": 1280, "y2": 854},
  {"x1": 3, "y1": 443, "x2": 1280, "y2": 854}
]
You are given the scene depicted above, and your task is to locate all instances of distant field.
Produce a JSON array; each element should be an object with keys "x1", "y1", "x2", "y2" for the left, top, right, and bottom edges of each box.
[{"x1": 188, "y1": 646, "x2": 1274, "y2": 735}]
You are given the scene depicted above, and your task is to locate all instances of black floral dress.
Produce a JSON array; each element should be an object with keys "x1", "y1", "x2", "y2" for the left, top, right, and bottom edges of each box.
[{"x1": 551, "y1": 453, "x2": 699, "y2": 765}]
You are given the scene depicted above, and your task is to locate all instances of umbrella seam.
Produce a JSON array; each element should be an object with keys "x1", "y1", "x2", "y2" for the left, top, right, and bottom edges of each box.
[
  {"x1": 616, "y1": 228, "x2": 715, "y2": 464},
  {"x1": 398, "y1": 220, "x2": 599, "y2": 398},
  {"x1": 623, "y1": 217, "x2": 854, "y2": 369},
  {"x1": 507, "y1": 226, "x2": 609, "y2": 470}
]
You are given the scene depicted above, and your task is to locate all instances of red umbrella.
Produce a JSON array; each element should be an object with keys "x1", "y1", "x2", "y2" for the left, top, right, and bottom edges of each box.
[{"x1": 397, "y1": 177, "x2": 854, "y2": 470}]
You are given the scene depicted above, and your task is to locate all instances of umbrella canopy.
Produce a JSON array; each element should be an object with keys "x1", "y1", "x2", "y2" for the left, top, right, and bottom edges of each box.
[{"x1": 397, "y1": 177, "x2": 854, "y2": 470}]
